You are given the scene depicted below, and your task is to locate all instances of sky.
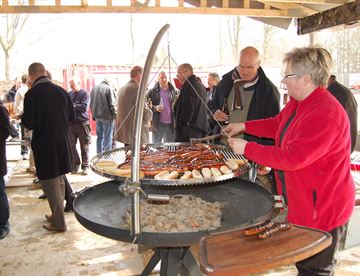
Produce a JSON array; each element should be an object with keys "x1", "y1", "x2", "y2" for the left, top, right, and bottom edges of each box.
[{"x1": 0, "y1": 12, "x2": 312, "y2": 82}]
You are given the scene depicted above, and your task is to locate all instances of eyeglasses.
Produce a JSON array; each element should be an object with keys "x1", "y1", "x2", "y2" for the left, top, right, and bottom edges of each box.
[{"x1": 281, "y1": 73, "x2": 299, "y2": 81}]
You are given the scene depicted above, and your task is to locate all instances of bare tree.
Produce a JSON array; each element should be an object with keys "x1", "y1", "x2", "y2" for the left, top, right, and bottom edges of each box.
[
  {"x1": 0, "y1": 14, "x2": 28, "y2": 80},
  {"x1": 226, "y1": 16, "x2": 241, "y2": 60},
  {"x1": 320, "y1": 27, "x2": 360, "y2": 85},
  {"x1": 129, "y1": 14, "x2": 135, "y2": 63},
  {"x1": 261, "y1": 24, "x2": 278, "y2": 65},
  {"x1": 217, "y1": 19, "x2": 224, "y2": 64}
]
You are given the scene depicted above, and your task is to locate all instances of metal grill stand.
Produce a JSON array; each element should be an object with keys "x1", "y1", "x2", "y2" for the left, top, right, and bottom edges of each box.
[{"x1": 142, "y1": 247, "x2": 202, "y2": 276}]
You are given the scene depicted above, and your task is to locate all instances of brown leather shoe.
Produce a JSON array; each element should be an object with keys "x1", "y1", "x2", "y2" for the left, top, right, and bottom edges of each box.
[
  {"x1": 42, "y1": 223, "x2": 66, "y2": 232},
  {"x1": 45, "y1": 214, "x2": 52, "y2": 222}
]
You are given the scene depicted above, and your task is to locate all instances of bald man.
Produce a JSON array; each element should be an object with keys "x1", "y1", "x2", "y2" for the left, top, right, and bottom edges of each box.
[
  {"x1": 22, "y1": 62, "x2": 74, "y2": 232},
  {"x1": 209, "y1": 46, "x2": 280, "y2": 146},
  {"x1": 174, "y1": 63, "x2": 208, "y2": 142}
]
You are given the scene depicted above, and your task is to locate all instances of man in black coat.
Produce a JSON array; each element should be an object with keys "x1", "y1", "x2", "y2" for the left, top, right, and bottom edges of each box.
[
  {"x1": 174, "y1": 63, "x2": 208, "y2": 142},
  {"x1": 208, "y1": 46, "x2": 280, "y2": 146},
  {"x1": 327, "y1": 75, "x2": 358, "y2": 153},
  {"x1": 22, "y1": 62, "x2": 74, "y2": 232},
  {"x1": 0, "y1": 101, "x2": 10, "y2": 239}
]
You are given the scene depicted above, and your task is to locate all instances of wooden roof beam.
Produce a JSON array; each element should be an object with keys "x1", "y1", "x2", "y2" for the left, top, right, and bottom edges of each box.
[
  {"x1": 0, "y1": 5, "x2": 290, "y2": 17},
  {"x1": 260, "y1": 0, "x2": 344, "y2": 4},
  {"x1": 297, "y1": 0, "x2": 360, "y2": 34},
  {"x1": 258, "y1": 1, "x2": 318, "y2": 16}
]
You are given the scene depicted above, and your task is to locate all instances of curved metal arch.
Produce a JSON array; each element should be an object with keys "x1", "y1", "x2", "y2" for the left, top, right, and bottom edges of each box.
[{"x1": 130, "y1": 23, "x2": 170, "y2": 236}]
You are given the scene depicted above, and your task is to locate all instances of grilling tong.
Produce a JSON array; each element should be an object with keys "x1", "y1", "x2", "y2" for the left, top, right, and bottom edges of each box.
[{"x1": 190, "y1": 133, "x2": 226, "y2": 145}]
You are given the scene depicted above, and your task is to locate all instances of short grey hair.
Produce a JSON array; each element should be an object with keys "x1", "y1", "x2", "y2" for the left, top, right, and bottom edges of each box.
[
  {"x1": 283, "y1": 46, "x2": 332, "y2": 87},
  {"x1": 208, "y1": 72, "x2": 220, "y2": 82}
]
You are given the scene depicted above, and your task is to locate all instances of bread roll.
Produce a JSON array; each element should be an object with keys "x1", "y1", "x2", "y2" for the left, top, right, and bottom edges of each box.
[
  {"x1": 154, "y1": 171, "x2": 170, "y2": 180},
  {"x1": 228, "y1": 158, "x2": 247, "y2": 166},
  {"x1": 162, "y1": 171, "x2": 179, "y2": 180},
  {"x1": 225, "y1": 159, "x2": 239, "y2": 170},
  {"x1": 220, "y1": 165, "x2": 232, "y2": 174},
  {"x1": 210, "y1": 167, "x2": 222, "y2": 177},
  {"x1": 96, "y1": 160, "x2": 117, "y2": 168},
  {"x1": 180, "y1": 171, "x2": 192, "y2": 180},
  {"x1": 201, "y1": 168, "x2": 212, "y2": 178},
  {"x1": 192, "y1": 169, "x2": 203, "y2": 179}
]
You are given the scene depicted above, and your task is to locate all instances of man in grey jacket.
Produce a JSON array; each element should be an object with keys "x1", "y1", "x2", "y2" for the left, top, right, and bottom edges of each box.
[
  {"x1": 115, "y1": 66, "x2": 152, "y2": 145},
  {"x1": 90, "y1": 78, "x2": 116, "y2": 153}
]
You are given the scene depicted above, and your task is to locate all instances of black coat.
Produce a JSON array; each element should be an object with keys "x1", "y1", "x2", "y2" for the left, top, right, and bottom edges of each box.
[
  {"x1": 0, "y1": 103, "x2": 10, "y2": 176},
  {"x1": 327, "y1": 80, "x2": 358, "y2": 152},
  {"x1": 146, "y1": 82, "x2": 179, "y2": 132},
  {"x1": 208, "y1": 67, "x2": 280, "y2": 145},
  {"x1": 22, "y1": 76, "x2": 75, "y2": 180},
  {"x1": 174, "y1": 75, "x2": 208, "y2": 142}
]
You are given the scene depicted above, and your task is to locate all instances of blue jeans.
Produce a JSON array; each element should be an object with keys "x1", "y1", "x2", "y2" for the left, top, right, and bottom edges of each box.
[
  {"x1": 95, "y1": 119, "x2": 114, "y2": 154},
  {"x1": 0, "y1": 177, "x2": 9, "y2": 230}
]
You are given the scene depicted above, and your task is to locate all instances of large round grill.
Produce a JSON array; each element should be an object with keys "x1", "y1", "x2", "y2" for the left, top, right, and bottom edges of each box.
[
  {"x1": 74, "y1": 178, "x2": 274, "y2": 247},
  {"x1": 90, "y1": 142, "x2": 250, "y2": 186}
]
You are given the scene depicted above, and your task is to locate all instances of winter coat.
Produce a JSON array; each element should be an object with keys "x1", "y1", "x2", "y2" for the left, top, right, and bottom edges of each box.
[
  {"x1": 209, "y1": 67, "x2": 280, "y2": 145},
  {"x1": 0, "y1": 103, "x2": 10, "y2": 176},
  {"x1": 244, "y1": 87, "x2": 355, "y2": 231},
  {"x1": 174, "y1": 75, "x2": 208, "y2": 142},
  {"x1": 115, "y1": 79, "x2": 153, "y2": 145},
  {"x1": 327, "y1": 80, "x2": 358, "y2": 152},
  {"x1": 90, "y1": 81, "x2": 116, "y2": 120},
  {"x1": 22, "y1": 76, "x2": 75, "y2": 180}
]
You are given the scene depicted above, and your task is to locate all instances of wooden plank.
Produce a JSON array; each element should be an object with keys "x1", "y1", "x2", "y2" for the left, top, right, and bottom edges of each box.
[
  {"x1": 198, "y1": 225, "x2": 332, "y2": 275},
  {"x1": 223, "y1": 0, "x2": 229, "y2": 8},
  {"x1": 297, "y1": 0, "x2": 360, "y2": 34},
  {"x1": 244, "y1": 0, "x2": 249, "y2": 9},
  {"x1": 0, "y1": 5, "x2": 289, "y2": 17}
]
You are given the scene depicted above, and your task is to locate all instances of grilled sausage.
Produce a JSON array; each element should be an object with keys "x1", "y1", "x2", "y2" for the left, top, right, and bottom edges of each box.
[
  {"x1": 244, "y1": 221, "x2": 274, "y2": 236},
  {"x1": 257, "y1": 223, "x2": 292, "y2": 239}
]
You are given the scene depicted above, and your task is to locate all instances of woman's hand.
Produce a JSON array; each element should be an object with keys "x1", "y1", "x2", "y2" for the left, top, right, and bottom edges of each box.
[
  {"x1": 228, "y1": 137, "x2": 248, "y2": 155},
  {"x1": 223, "y1": 123, "x2": 245, "y2": 137}
]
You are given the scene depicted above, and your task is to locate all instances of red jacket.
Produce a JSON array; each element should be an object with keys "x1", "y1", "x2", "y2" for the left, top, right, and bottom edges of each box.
[{"x1": 245, "y1": 87, "x2": 355, "y2": 231}]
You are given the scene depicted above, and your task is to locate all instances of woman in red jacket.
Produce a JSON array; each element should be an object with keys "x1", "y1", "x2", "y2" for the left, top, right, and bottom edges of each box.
[{"x1": 225, "y1": 46, "x2": 355, "y2": 276}]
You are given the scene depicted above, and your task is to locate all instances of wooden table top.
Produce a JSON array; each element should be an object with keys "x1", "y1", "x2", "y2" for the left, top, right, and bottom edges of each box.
[{"x1": 198, "y1": 225, "x2": 332, "y2": 276}]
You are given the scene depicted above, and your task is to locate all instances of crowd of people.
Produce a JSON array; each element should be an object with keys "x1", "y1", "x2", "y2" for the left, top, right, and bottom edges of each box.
[{"x1": 0, "y1": 45, "x2": 357, "y2": 276}]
